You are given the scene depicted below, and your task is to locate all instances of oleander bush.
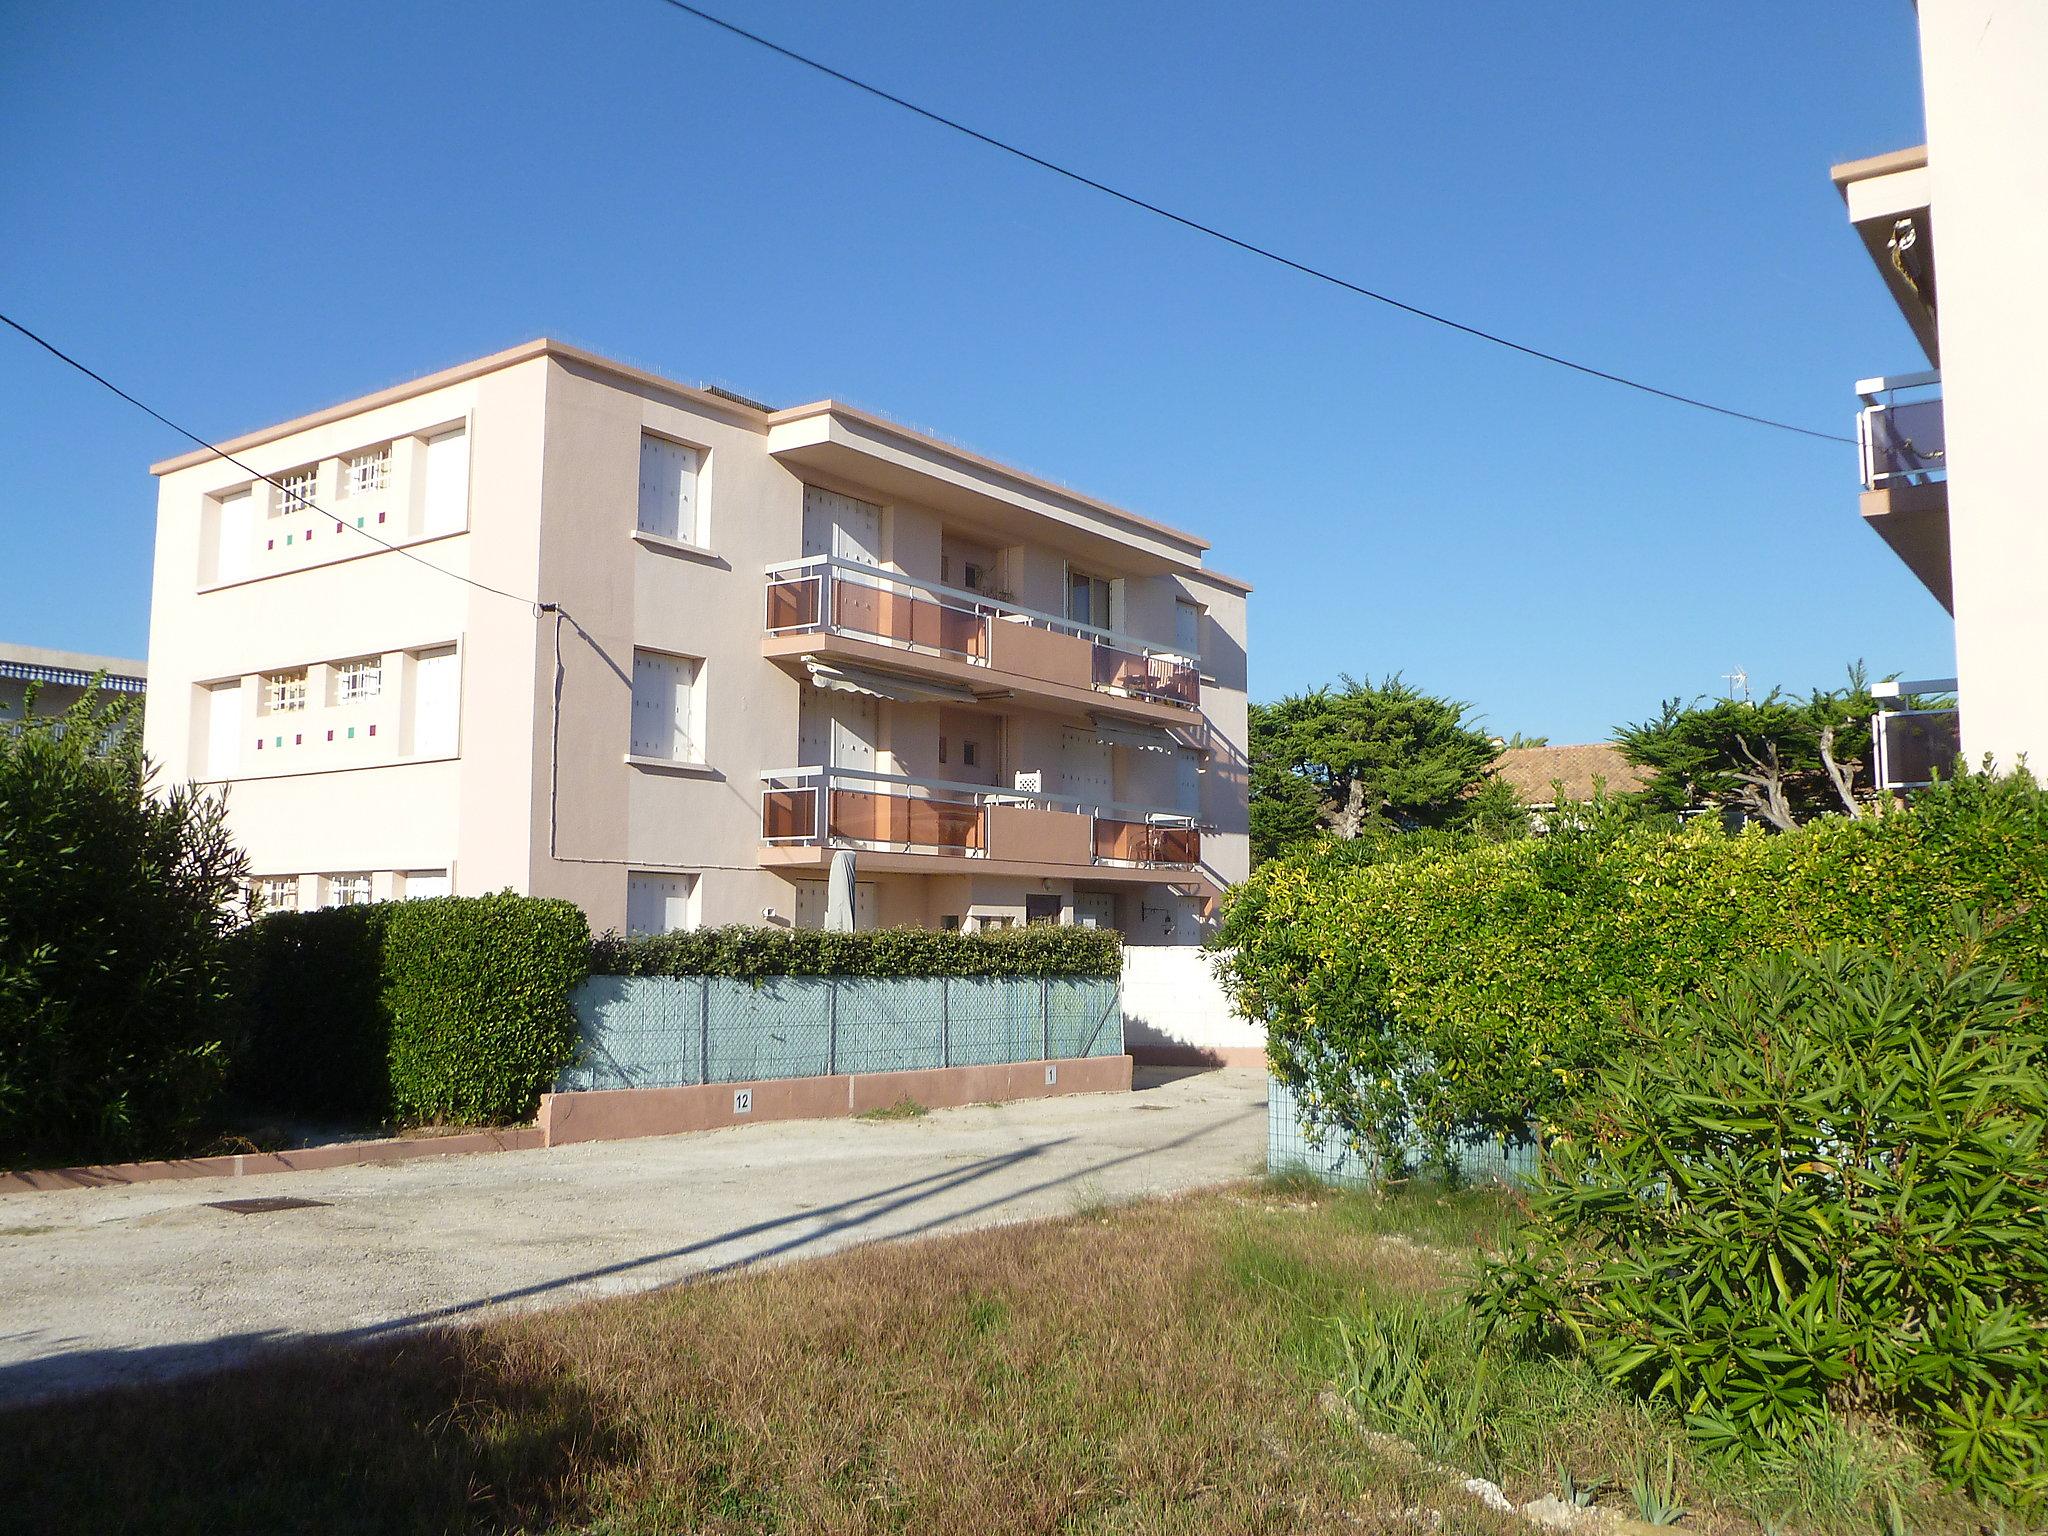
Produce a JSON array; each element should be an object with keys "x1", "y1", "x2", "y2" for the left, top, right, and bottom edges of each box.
[
  {"x1": 1214, "y1": 769, "x2": 2048, "y2": 1164},
  {"x1": 1, "y1": 684, "x2": 248, "y2": 1165},
  {"x1": 231, "y1": 892, "x2": 590, "y2": 1127},
  {"x1": 1474, "y1": 939, "x2": 2048, "y2": 1508},
  {"x1": 590, "y1": 922, "x2": 1123, "y2": 980}
]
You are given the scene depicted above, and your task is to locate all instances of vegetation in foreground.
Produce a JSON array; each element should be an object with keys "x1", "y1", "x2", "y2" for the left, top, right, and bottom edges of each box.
[{"x1": 0, "y1": 1184, "x2": 2003, "y2": 1536}]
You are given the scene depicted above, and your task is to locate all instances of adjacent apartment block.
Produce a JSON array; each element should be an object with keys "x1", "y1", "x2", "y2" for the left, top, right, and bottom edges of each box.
[
  {"x1": 144, "y1": 341, "x2": 1250, "y2": 940},
  {"x1": 1832, "y1": 0, "x2": 2048, "y2": 782},
  {"x1": 0, "y1": 641, "x2": 147, "y2": 725}
]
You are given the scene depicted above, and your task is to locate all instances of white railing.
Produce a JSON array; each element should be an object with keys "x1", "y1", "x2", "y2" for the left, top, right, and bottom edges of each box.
[
  {"x1": 1856, "y1": 371, "x2": 1944, "y2": 492},
  {"x1": 763, "y1": 555, "x2": 1201, "y2": 707},
  {"x1": 760, "y1": 764, "x2": 1201, "y2": 867}
]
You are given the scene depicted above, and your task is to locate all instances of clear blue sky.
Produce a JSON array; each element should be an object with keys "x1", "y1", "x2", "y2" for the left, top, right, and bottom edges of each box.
[{"x1": 0, "y1": 1, "x2": 1945, "y2": 741}]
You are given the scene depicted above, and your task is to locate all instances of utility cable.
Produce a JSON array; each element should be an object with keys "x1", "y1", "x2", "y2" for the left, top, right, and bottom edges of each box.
[
  {"x1": 647, "y1": 0, "x2": 1855, "y2": 446},
  {"x1": 0, "y1": 309, "x2": 550, "y2": 611}
]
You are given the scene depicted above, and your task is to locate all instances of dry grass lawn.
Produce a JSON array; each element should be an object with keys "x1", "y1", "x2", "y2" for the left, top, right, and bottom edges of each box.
[{"x1": 0, "y1": 1181, "x2": 1997, "y2": 1536}]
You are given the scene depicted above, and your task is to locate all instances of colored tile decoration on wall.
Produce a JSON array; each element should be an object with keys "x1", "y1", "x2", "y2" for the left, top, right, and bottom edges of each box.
[
  {"x1": 294, "y1": 734, "x2": 302, "y2": 745},
  {"x1": 355, "y1": 517, "x2": 364, "y2": 528},
  {"x1": 256, "y1": 738, "x2": 263, "y2": 751},
  {"x1": 368, "y1": 723, "x2": 377, "y2": 736},
  {"x1": 285, "y1": 534, "x2": 293, "y2": 546},
  {"x1": 273, "y1": 736, "x2": 282, "y2": 748},
  {"x1": 326, "y1": 730, "x2": 334, "y2": 742},
  {"x1": 377, "y1": 511, "x2": 386, "y2": 523},
  {"x1": 346, "y1": 726, "x2": 355, "y2": 739},
  {"x1": 266, "y1": 539, "x2": 275, "y2": 550}
]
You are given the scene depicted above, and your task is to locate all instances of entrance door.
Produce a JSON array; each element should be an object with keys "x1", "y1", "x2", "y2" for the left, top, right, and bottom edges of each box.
[
  {"x1": 802, "y1": 486, "x2": 882, "y2": 566},
  {"x1": 1074, "y1": 892, "x2": 1116, "y2": 930},
  {"x1": 1059, "y1": 726, "x2": 1115, "y2": 806}
]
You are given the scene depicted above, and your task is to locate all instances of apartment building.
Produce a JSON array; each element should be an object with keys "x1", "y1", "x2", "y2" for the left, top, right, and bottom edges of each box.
[
  {"x1": 0, "y1": 641, "x2": 147, "y2": 725},
  {"x1": 144, "y1": 340, "x2": 1249, "y2": 939},
  {"x1": 1832, "y1": 1, "x2": 2048, "y2": 782}
]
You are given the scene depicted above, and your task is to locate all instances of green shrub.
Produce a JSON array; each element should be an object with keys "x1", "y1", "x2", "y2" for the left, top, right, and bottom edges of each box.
[
  {"x1": 1214, "y1": 771, "x2": 2048, "y2": 1161},
  {"x1": 590, "y1": 923, "x2": 1123, "y2": 980},
  {"x1": 1474, "y1": 939, "x2": 2048, "y2": 1508},
  {"x1": 384, "y1": 894, "x2": 589, "y2": 1124},
  {"x1": 233, "y1": 892, "x2": 590, "y2": 1127},
  {"x1": 1, "y1": 684, "x2": 248, "y2": 1165},
  {"x1": 225, "y1": 905, "x2": 389, "y2": 1119}
]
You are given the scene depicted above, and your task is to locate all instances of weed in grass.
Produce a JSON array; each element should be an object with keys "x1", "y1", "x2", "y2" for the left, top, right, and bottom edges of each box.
[
  {"x1": 854, "y1": 1097, "x2": 928, "y2": 1122},
  {"x1": 1627, "y1": 1442, "x2": 1688, "y2": 1526},
  {"x1": 1558, "y1": 1469, "x2": 1606, "y2": 1509}
]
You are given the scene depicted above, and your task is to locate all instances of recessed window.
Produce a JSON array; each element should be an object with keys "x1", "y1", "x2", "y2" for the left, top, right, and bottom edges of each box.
[
  {"x1": 962, "y1": 741, "x2": 978, "y2": 768},
  {"x1": 637, "y1": 433, "x2": 702, "y2": 544},
  {"x1": 631, "y1": 649, "x2": 704, "y2": 762},
  {"x1": 264, "y1": 668, "x2": 308, "y2": 713},
  {"x1": 345, "y1": 446, "x2": 390, "y2": 496},
  {"x1": 1068, "y1": 570, "x2": 1112, "y2": 629},
  {"x1": 327, "y1": 874, "x2": 372, "y2": 907},
  {"x1": 627, "y1": 872, "x2": 699, "y2": 935},
  {"x1": 274, "y1": 466, "x2": 318, "y2": 518},
  {"x1": 404, "y1": 870, "x2": 450, "y2": 899},
  {"x1": 335, "y1": 657, "x2": 383, "y2": 704},
  {"x1": 258, "y1": 875, "x2": 298, "y2": 913}
]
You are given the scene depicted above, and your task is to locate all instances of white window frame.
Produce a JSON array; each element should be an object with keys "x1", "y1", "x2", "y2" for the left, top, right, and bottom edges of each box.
[
  {"x1": 335, "y1": 657, "x2": 383, "y2": 704},
  {"x1": 344, "y1": 445, "x2": 390, "y2": 497},
  {"x1": 327, "y1": 874, "x2": 373, "y2": 908},
  {"x1": 630, "y1": 649, "x2": 705, "y2": 763},
  {"x1": 258, "y1": 875, "x2": 298, "y2": 913},
  {"x1": 274, "y1": 465, "x2": 318, "y2": 518},
  {"x1": 264, "y1": 668, "x2": 308, "y2": 714}
]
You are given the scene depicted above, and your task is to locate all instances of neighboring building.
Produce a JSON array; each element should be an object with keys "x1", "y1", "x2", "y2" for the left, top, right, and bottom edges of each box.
[
  {"x1": 0, "y1": 641, "x2": 147, "y2": 725},
  {"x1": 1832, "y1": 2, "x2": 2048, "y2": 782},
  {"x1": 144, "y1": 340, "x2": 1250, "y2": 938},
  {"x1": 1491, "y1": 743, "x2": 1647, "y2": 826}
]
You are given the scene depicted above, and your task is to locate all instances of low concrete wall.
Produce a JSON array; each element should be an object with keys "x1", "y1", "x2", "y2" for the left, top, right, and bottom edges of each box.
[
  {"x1": 1120, "y1": 945, "x2": 1265, "y2": 1067},
  {"x1": 0, "y1": 1127, "x2": 544, "y2": 1195},
  {"x1": 538, "y1": 1054, "x2": 1133, "y2": 1147}
]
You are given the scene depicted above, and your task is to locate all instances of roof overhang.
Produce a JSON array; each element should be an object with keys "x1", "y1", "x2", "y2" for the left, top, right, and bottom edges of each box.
[{"x1": 1831, "y1": 145, "x2": 1938, "y2": 365}]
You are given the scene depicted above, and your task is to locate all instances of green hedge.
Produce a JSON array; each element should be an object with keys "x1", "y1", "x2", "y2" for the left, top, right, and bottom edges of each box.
[
  {"x1": 231, "y1": 892, "x2": 590, "y2": 1126},
  {"x1": 589, "y1": 923, "x2": 1124, "y2": 980},
  {"x1": 1214, "y1": 771, "x2": 2048, "y2": 1160}
]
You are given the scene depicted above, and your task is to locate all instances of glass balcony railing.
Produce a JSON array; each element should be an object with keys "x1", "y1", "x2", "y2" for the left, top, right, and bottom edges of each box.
[
  {"x1": 1857, "y1": 373, "x2": 1944, "y2": 492},
  {"x1": 764, "y1": 557, "x2": 1200, "y2": 710},
  {"x1": 760, "y1": 765, "x2": 1201, "y2": 869}
]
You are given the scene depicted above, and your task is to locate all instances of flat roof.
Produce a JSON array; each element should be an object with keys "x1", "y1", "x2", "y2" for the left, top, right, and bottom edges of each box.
[
  {"x1": 148, "y1": 340, "x2": 1242, "y2": 583},
  {"x1": 0, "y1": 641, "x2": 147, "y2": 686}
]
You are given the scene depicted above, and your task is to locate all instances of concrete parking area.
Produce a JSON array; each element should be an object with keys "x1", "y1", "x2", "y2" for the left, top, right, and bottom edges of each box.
[{"x1": 0, "y1": 1067, "x2": 1268, "y2": 1404}]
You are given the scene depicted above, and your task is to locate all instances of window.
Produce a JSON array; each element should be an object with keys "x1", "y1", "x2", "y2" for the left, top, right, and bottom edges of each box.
[
  {"x1": 963, "y1": 561, "x2": 989, "y2": 593},
  {"x1": 345, "y1": 446, "x2": 390, "y2": 496},
  {"x1": 627, "y1": 872, "x2": 698, "y2": 935},
  {"x1": 1068, "y1": 570, "x2": 1112, "y2": 629},
  {"x1": 274, "y1": 466, "x2": 317, "y2": 517},
  {"x1": 420, "y1": 428, "x2": 469, "y2": 535},
  {"x1": 1175, "y1": 599, "x2": 1202, "y2": 658},
  {"x1": 962, "y1": 740, "x2": 978, "y2": 768},
  {"x1": 204, "y1": 680, "x2": 242, "y2": 777},
  {"x1": 327, "y1": 874, "x2": 372, "y2": 907},
  {"x1": 631, "y1": 649, "x2": 703, "y2": 761},
  {"x1": 258, "y1": 876, "x2": 298, "y2": 913},
  {"x1": 264, "y1": 668, "x2": 308, "y2": 713},
  {"x1": 409, "y1": 647, "x2": 460, "y2": 757},
  {"x1": 637, "y1": 433, "x2": 702, "y2": 543},
  {"x1": 335, "y1": 657, "x2": 383, "y2": 703},
  {"x1": 404, "y1": 870, "x2": 450, "y2": 899}
]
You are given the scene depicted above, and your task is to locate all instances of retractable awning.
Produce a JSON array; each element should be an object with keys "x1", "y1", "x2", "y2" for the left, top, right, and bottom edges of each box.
[
  {"x1": 1088, "y1": 714, "x2": 1182, "y2": 754},
  {"x1": 806, "y1": 660, "x2": 981, "y2": 705}
]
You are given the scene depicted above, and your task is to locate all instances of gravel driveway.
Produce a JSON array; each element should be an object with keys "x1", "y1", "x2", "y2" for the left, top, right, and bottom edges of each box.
[{"x1": 0, "y1": 1067, "x2": 1268, "y2": 1404}]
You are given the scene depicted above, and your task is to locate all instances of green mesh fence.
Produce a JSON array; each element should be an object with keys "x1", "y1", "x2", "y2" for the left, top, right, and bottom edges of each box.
[
  {"x1": 559, "y1": 975, "x2": 1122, "y2": 1092},
  {"x1": 1266, "y1": 1075, "x2": 1536, "y2": 1189}
]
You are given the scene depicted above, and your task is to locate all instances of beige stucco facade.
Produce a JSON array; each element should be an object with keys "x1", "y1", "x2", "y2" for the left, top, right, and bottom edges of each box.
[
  {"x1": 144, "y1": 341, "x2": 1250, "y2": 940},
  {"x1": 1834, "y1": 1, "x2": 2048, "y2": 773}
]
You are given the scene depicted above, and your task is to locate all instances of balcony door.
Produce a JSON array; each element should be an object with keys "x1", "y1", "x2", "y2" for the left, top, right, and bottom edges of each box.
[
  {"x1": 799, "y1": 687, "x2": 877, "y2": 773},
  {"x1": 802, "y1": 486, "x2": 882, "y2": 568},
  {"x1": 1059, "y1": 726, "x2": 1115, "y2": 806}
]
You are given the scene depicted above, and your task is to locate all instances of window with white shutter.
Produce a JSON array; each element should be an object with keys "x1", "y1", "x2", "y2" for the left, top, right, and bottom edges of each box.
[
  {"x1": 631, "y1": 649, "x2": 703, "y2": 761},
  {"x1": 637, "y1": 433, "x2": 701, "y2": 543},
  {"x1": 205, "y1": 680, "x2": 242, "y2": 778},
  {"x1": 409, "y1": 647, "x2": 460, "y2": 758},
  {"x1": 627, "y1": 872, "x2": 699, "y2": 935},
  {"x1": 420, "y1": 428, "x2": 469, "y2": 535}
]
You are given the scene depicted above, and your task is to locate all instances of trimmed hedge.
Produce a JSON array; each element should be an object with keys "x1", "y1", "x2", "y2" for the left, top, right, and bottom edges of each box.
[
  {"x1": 1214, "y1": 771, "x2": 2048, "y2": 1160},
  {"x1": 590, "y1": 923, "x2": 1124, "y2": 980},
  {"x1": 231, "y1": 892, "x2": 590, "y2": 1126}
]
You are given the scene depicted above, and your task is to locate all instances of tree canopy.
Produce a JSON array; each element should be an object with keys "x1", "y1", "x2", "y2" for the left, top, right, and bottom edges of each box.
[{"x1": 1248, "y1": 675, "x2": 1502, "y2": 861}]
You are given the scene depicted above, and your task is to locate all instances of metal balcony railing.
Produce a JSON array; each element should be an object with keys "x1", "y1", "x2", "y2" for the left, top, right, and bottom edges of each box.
[
  {"x1": 1857, "y1": 372, "x2": 1944, "y2": 492},
  {"x1": 764, "y1": 556, "x2": 1200, "y2": 709},
  {"x1": 760, "y1": 765, "x2": 1202, "y2": 869}
]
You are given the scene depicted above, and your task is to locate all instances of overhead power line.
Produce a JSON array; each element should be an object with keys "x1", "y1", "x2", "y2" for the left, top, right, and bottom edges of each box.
[
  {"x1": 647, "y1": 0, "x2": 1854, "y2": 447},
  {"x1": 0, "y1": 310, "x2": 548, "y2": 611}
]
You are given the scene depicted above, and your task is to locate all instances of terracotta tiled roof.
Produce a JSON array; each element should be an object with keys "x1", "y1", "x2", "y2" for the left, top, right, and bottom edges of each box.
[{"x1": 1491, "y1": 743, "x2": 1648, "y2": 805}]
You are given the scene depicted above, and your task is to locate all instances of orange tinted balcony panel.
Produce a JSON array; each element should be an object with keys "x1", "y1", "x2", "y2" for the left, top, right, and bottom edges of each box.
[
  {"x1": 1091, "y1": 644, "x2": 1199, "y2": 708},
  {"x1": 1093, "y1": 817, "x2": 1200, "y2": 867},
  {"x1": 827, "y1": 789, "x2": 984, "y2": 854},
  {"x1": 762, "y1": 786, "x2": 818, "y2": 841},
  {"x1": 987, "y1": 621, "x2": 1092, "y2": 689},
  {"x1": 765, "y1": 577, "x2": 821, "y2": 631},
  {"x1": 831, "y1": 583, "x2": 987, "y2": 660}
]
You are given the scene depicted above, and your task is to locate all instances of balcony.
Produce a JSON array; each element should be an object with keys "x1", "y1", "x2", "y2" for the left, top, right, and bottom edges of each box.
[
  {"x1": 763, "y1": 557, "x2": 1200, "y2": 718},
  {"x1": 1856, "y1": 372, "x2": 1952, "y2": 613},
  {"x1": 1871, "y1": 677, "x2": 1960, "y2": 792},
  {"x1": 759, "y1": 765, "x2": 1205, "y2": 885}
]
